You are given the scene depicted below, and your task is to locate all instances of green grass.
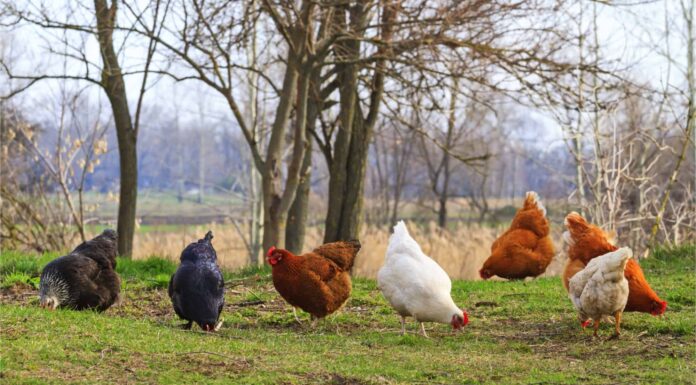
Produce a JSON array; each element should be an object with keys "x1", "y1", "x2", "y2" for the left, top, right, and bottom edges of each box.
[{"x1": 0, "y1": 245, "x2": 694, "y2": 384}]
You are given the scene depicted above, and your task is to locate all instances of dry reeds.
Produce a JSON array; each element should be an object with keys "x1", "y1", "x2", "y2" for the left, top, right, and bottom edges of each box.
[{"x1": 131, "y1": 221, "x2": 566, "y2": 280}]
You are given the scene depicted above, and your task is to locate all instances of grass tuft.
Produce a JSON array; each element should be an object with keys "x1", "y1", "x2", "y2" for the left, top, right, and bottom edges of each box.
[
  {"x1": 116, "y1": 256, "x2": 177, "y2": 281},
  {"x1": 1, "y1": 272, "x2": 36, "y2": 289}
]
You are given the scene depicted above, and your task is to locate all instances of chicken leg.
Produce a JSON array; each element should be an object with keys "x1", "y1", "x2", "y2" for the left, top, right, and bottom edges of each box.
[
  {"x1": 419, "y1": 322, "x2": 428, "y2": 338},
  {"x1": 310, "y1": 315, "x2": 319, "y2": 329},
  {"x1": 400, "y1": 316, "x2": 406, "y2": 335},
  {"x1": 593, "y1": 318, "x2": 600, "y2": 337},
  {"x1": 613, "y1": 310, "x2": 622, "y2": 337},
  {"x1": 293, "y1": 307, "x2": 302, "y2": 324}
]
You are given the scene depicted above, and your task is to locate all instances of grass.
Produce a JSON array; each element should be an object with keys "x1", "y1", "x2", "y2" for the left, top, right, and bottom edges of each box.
[{"x1": 0, "y1": 245, "x2": 694, "y2": 384}]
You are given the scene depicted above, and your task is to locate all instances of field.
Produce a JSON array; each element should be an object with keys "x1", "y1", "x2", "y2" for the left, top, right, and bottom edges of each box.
[{"x1": 0, "y1": 245, "x2": 694, "y2": 384}]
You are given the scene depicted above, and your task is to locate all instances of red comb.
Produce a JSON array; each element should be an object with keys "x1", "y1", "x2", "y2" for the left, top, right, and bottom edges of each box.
[
  {"x1": 655, "y1": 301, "x2": 667, "y2": 316},
  {"x1": 267, "y1": 246, "x2": 276, "y2": 257}
]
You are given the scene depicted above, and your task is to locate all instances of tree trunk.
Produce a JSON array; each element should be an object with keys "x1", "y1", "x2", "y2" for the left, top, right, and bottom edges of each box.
[
  {"x1": 329, "y1": 110, "x2": 373, "y2": 241},
  {"x1": 324, "y1": 0, "x2": 394, "y2": 242},
  {"x1": 438, "y1": 77, "x2": 457, "y2": 229},
  {"x1": 261, "y1": 55, "x2": 311, "y2": 252},
  {"x1": 260, "y1": 1, "x2": 315, "y2": 253},
  {"x1": 285, "y1": 142, "x2": 312, "y2": 254},
  {"x1": 245, "y1": 0, "x2": 263, "y2": 265},
  {"x1": 285, "y1": 65, "x2": 321, "y2": 254},
  {"x1": 437, "y1": 191, "x2": 448, "y2": 228},
  {"x1": 324, "y1": 4, "x2": 360, "y2": 243},
  {"x1": 94, "y1": 0, "x2": 137, "y2": 257}
]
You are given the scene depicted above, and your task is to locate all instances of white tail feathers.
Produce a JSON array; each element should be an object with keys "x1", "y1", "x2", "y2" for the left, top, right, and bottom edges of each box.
[
  {"x1": 586, "y1": 247, "x2": 632, "y2": 273},
  {"x1": 525, "y1": 191, "x2": 546, "y2": 217},
  {"x1": 386, "y1": 220, "x2": 423, "y2": 259},
  {"x1": 393, "y1": 220, "x2": 409, "y2": 238},
  {"x1": 611, "y1": 247, "x2": 633, "y2": 265}
]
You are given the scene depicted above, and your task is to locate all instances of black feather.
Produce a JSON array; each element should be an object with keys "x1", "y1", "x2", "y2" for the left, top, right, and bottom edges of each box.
[
  {"x1": 168, "y1": 231, "x2": 225, "y2": 331},
  {"x1": 39, "y1": 229, "x2": 121, "y2": 311}
]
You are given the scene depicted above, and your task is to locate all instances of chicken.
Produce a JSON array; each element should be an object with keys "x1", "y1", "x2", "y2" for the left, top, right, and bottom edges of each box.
[
  {"x1": 39, "y1": 229, "x2": 121, "y2": 311},
  {"x1": 562, "y1": 212, "x2": 667, "y2": 316},
  {"x1": 168, "y1": 231, "x2": 225, "y2": 332},
  {"x1": 377, "y1": 221, "x2": 468, "y2": 337},
  {"x1": 479, "y1": 191, "x2": 556, "y2": 280},
  {"x1": 569, "y1": 247, "x2": 631, "y2": 337},
  {"x1": 267, "y1": 239, "x2": 361, "y2": 327}
]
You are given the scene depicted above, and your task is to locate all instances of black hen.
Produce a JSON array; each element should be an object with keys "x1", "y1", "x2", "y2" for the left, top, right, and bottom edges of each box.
[
  {"x1": 39, "y1": 229, "x2": 121, "y2": 311},
  {"x1": 168, "y1": 231, "x2": 225, "y2": 331}
]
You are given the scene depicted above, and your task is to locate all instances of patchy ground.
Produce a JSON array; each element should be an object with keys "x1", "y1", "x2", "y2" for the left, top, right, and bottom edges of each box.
[{"x1": 0, "y1": 246, "x2": 694, "y2": 384}]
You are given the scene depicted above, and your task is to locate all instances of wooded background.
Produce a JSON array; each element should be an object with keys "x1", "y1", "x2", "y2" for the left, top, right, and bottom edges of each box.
[{"x1": 1, "y1": 0, "x2": 694, "y2": 264}]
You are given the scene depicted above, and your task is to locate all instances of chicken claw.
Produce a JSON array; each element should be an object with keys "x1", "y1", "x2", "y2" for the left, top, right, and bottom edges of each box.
[
  {"x1": 419, "y1": 322, "x2": 429, "y2": 338},
  {"x1": 293, "y1": 307, "x2": 302, "y2": 324}
]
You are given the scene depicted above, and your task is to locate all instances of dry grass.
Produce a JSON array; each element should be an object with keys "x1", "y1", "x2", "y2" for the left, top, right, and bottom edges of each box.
[{"x1": 131, "y1": 221, "x2": 566, "y2": 280}]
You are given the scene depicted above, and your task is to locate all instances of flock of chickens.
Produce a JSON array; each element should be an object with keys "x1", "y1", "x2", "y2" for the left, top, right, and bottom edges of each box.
[{"x1": 37, "y1": 191, "x2": 666, "y2": 339}]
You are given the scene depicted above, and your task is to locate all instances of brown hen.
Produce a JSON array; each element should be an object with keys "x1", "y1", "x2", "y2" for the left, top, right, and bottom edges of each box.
[
  {"x1": 479, "y1": 192, "x2": 556, "y2": 280},
  {"x1": 562, "y1": 212, "x2": 667, "y2": 315},
  {"x1": 268, "y1": 240, "x2": 361, "y2": 326}
]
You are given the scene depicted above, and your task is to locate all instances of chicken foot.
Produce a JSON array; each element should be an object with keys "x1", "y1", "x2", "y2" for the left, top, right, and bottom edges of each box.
[
  {"x1": 293, "y1": 307, "x2": 302, "y2": 324},
  {"x1": 419, "y1": 322, "x2": 429, "y2": 338},
  {"x1": 611, "y1": 311, "x2": 622, "y2": 338},
  {"x1": 593, "y1": 318, "x2": 600, "y2": 337}
]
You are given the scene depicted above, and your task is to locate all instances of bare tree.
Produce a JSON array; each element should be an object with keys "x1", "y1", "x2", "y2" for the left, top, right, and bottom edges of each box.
[
  {"x1": 1, "y1": 0, "x2": 167, "y2": 257},
  {"x1": 1, "y1": 91, "x2": 109, "y2": 251}
]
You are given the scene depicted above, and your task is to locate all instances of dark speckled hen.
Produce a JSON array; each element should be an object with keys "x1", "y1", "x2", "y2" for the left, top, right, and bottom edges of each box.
[
  {"x1": 39, "y1": 229, "x2": 121, "y2": 311},
  {"x1": 168, "y1": 231, "x2": 225, "y2": 331}
]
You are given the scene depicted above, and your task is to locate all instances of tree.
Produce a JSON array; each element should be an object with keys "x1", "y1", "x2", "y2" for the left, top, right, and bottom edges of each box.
[{"x1": 1, "y1": 0, "x2": 166, "y2": 257}]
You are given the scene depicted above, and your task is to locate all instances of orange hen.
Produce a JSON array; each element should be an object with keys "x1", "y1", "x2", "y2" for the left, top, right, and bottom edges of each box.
[
  {"x1": 267, "y1": 240, "x2": 361, "y2": 325},
  {"x1": 479, "y1": 192, "x2": 556, "y2": 280},
  {"x1": 562, "y1": 212, "x2": 667, "y2": 315}
]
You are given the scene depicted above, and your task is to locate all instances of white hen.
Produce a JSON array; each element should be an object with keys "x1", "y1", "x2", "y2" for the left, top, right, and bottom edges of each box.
[
  {"x1": 377, "y1": 221, "x2": 468, "y2": 337},
  {"x1": 569, "y1": 247, "x2": 631, "y2": 337}
]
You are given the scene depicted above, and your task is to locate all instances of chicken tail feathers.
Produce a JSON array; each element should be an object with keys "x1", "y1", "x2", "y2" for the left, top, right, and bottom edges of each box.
[
  {"x1": 313, "y1": 240, "x2": 361, "y2": 271},
  {"x1": 524, "y1": 191, "x2": 546, "y2": 217},
  {"x1": 564, "y1": 212, "x2": 588, "y2": 235},
  {"x1": 387, "y1": 221, "x2": 423, "y2": 259}
]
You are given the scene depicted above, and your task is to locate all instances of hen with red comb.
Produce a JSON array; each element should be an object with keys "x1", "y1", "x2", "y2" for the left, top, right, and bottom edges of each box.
[{"x1": 267, "y1": 240, "x2": 361, "y2": 327}]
